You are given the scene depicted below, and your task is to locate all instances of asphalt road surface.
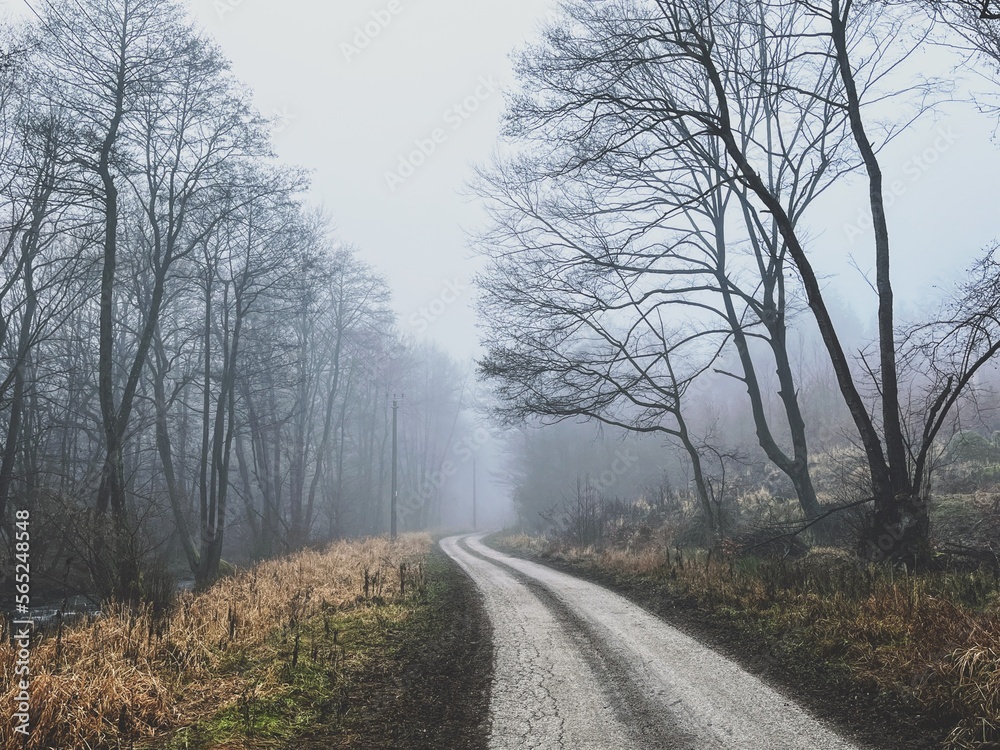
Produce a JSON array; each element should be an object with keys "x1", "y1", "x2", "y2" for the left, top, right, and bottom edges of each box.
[{"x1": 440, "y1": 534, "x2": 864, "y2": 750}]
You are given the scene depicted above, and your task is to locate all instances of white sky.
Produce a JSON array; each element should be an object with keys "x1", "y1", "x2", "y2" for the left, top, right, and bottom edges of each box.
[
  {"x1": 188, "y1": 0, "x2": 1000, "y2": 357},
  {"x1": 4, "y1": 0, "x2": 1000, "y2": 360},
  {"x1": 185, "y1": 0, "x2": 560, "y2": 361}
]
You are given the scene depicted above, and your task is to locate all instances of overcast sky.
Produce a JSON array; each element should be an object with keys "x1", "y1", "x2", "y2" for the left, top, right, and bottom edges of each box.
[
  {"x1": 180, "y1": 0, "x2": 562, "y2": 362},
  {"x1": 5, "y1": 0, "x2": 1000, "y2": 361},
  {"x1": 189, "y1": 0, "x2": 1000, "y2": 356}
]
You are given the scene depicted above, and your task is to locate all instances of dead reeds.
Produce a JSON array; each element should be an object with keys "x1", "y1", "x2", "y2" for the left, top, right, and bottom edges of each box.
[
  {"x1": 501, "y1": 534, "x2": 1000, "y2": 749},
  {"x1": 0, "y1": 533, "x2": 430, "y2": 749}
]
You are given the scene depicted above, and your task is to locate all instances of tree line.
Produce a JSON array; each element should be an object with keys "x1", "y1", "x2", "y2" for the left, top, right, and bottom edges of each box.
[
  {"x1": 477, "y1": 0, "x2": 1000, "y2": 564},
  {"x1": 0, "y1": 0, "x2": 467, "y2": 602}
]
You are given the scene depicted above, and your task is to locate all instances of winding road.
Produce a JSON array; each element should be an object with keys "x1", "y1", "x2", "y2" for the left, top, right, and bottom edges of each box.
[{"x1": 440, "y1": 534, "x2": 864, "y2": 750}]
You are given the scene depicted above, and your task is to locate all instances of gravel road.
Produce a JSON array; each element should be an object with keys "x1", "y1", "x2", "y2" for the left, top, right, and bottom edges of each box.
[{"x1": 440, "y1": 534, "x2": 865, "y2": 750}]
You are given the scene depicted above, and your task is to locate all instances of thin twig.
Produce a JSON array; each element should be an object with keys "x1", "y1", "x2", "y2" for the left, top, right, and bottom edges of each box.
[{"x1": 739, "y1": 497, "x2": 873, "y2": 555}]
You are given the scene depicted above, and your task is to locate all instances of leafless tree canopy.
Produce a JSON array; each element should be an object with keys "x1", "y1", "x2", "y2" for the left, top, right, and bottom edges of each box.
[
  {"x1": 0, "y1": 0, "x2": 472, "y2": 599},
  {"x1": 477, "y1": 0, "x2": 1000, "y2": 563}
]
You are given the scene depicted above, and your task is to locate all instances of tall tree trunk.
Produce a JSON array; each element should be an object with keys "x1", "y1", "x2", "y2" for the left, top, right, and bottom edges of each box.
[
  {"x1": 95, "y1": 46, "x2": 128, "y2": 520},
  {"x1": 0, "y1": 181, "x2": 50, "y2": 520},
  {"x1": 715, "y1": 267, "x2": 821, "y2": 518},
  {"x1": 830, "y1": 0, "x2": 927, "y2": 564},
  {"x1": 234, "y1": 431, "x2": 262, "y2": 549},
  {"x1": 708, "y1": 64, "x2": 893, "y2": 507},
  {"x1": 198, "y1": 288, "x2": 243, "y2": 585},
  {"x1": 199, "y1": 277, "x2": 213, "y2": 551},
  {"x1": 304, "y1": 333, "x2": 343, "y2": 541},
  {"x1": 151, "y1": 331, "x2": 199, "y2": 574}
]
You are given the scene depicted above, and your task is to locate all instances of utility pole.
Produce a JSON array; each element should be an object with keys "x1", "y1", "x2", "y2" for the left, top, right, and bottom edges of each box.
[
  {"x1": 472, "y1": 458, "x2": 477, "y2": 531},
  {"x1": 391, "y1": 396, "x2": 399, "y2": 541}
]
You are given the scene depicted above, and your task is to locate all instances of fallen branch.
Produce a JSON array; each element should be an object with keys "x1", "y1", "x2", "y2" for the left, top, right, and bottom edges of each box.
[{"x1": 738, "y1": 497, "x2": 874, "y2": 557}]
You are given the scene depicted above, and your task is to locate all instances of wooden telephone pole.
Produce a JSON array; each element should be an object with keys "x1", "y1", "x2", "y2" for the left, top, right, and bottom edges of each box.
[
  {"x1": 472, "y1": 458, "x2": 477, "y2": 531},
  {"x1": 390, "y1": 396, "x2": 399, "y2": 541}
]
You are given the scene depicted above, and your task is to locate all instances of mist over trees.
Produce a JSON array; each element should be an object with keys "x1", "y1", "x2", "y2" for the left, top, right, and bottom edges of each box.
[
  {"x1": 477, "y1": 0, "x2": 1000, "y2": 564},
  {"x1": 0, "y1": 0, "x2": 473, "y2": 602}
]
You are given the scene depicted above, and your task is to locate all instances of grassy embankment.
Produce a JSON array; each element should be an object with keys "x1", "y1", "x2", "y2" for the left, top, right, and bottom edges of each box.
[
  {"x1": 494, "y1": 501, "x2": 1000, "y2": 750},
  {"x1": 0, "y1": 534, "x2": 491, "y2": 750}
]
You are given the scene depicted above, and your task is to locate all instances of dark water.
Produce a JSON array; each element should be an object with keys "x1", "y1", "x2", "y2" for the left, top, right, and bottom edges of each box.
[
  {"x1": 4, "y1": 579, "x2": 196, "y2": 629},
  {"x1": 2, "y1": 595, "x2": 101, "y2": 633}
]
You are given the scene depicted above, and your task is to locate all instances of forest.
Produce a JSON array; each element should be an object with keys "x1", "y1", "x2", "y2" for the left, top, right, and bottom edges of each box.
[
  {"x1": 2, "y1": 0, "x2": 1000, "y2": 748},
  {"x1": 477, "y1": 0, "x2": 1000, "y2": 567},
  {"x1": 0, "y1": 0, "x2": 473, "y2": 605}
]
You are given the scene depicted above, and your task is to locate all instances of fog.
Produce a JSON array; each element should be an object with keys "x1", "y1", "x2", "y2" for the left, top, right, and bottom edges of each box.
[
  {"x1": 181, "y1": 1, "x2": 1000, "y2": 535},
  {"x1": 184, "y1": 0, "x2": 999, "y2": 350},
  {"x1": 184, "y1": 0, "x2": 561, "y2": 360},
  {"x1": 5, "y1": 3, "x2": 1000, "y2": 747},
  {"x1": 176, "y1": 1, "x2": 1000, "y2": 537},
  {"x1": 1, "y1": 0, "x2": 999, "y2": 589}
]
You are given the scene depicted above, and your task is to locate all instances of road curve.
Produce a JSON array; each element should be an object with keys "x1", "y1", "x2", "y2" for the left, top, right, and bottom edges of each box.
[{"x1": 440, "y1": 534, "x2": 864, "y2": 750}]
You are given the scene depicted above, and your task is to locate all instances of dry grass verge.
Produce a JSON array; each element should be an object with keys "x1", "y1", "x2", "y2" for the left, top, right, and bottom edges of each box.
[
  {"x1": 1, "y1": 534, "x2": 431, "y2": 749},
  {"x1": 498, "y1": 533, "x2": 1000, "y2": 750}
]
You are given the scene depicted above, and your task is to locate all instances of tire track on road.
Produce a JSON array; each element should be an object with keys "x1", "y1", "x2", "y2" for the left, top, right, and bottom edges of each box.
[
  {"x1": 441, "y1": 534, "x2": 638, "y2": 749},
  {"x1": 442, "y1": 534, "x2": 866, "y2": 750}
]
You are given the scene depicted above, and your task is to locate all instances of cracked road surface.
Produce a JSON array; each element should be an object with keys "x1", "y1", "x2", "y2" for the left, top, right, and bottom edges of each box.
[{"x1": 440, "y1": 534, "x2": 863, "y2": 750}]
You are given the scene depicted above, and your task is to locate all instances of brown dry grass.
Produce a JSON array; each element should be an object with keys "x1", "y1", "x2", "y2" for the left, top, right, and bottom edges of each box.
[
  {"x1": 502, "y1": 535, "x2": 1000, "y2": 750},
  {"x1": 0, "y1": 533, "x2": 431, "y2": 750}
]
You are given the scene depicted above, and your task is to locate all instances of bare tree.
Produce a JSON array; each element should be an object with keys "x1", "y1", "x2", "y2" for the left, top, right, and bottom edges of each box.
[
  {"x1": 0, "y1": 1, "x2": 492, "y2": 600},
  {"x1": 0, "y1": 43, "x2": 75, "y2": 523},
  {"x1": 194, "y1": 167, "x2": 304, "y2": 585},
  {"x1": 475, "y1": 167, "x2": 724, "y2": 533},
  {"x1": 478, "y1": 0, "x2": 976, "y2": 562},
  {"x1": 476, "y1": 0, "x2": 855, "y2": 524}
]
